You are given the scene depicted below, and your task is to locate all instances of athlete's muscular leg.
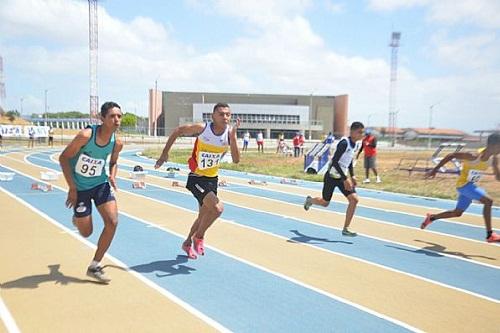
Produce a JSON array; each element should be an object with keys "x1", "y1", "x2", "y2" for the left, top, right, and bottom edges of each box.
[
  {"x1": 184, "y1": 216, "x2": 200, "y2": 246},
  {"x1": 94, "y1": 200, "x2": 118, "y2": 262},
  {"x1": 194, "y1": 192, "x2": 224, "y2": 239},
  {"x1": 479, "y1": 196, "x2": 493, "y2": 232},
  {"x1": 344, "y1": 193, "x2": 359, "y2": 229},
  {"x1": 429, "y1": 209, "x2": 464, "y2": 221},
  {"x1": 73, "y1": 215, "x2": 93, "y2": 237}
]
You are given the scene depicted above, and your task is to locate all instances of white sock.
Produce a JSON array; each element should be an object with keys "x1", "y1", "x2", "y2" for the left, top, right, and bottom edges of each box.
[{"x1": 89, "y1": 260, "x2": 100, "y2": 268}]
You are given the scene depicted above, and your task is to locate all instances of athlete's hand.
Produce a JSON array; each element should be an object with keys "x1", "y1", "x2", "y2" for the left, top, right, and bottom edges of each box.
[
  {"x1": 109, "y1": 176, "x2": 118, "y2": 192},
  {"x1": 351, "y1": 177, "x2": 357, "y2": 187},
  {"x1": 344, "y1": 178, "x2": 353, "y2": 191},
  {"x1": 65, "y1": 188, "x2": 77, "y2": 209},
  {"x1": 425, "y1": 169, "x2": 437, "y2": 179},
  {"x1": 231, "y1": 118, "x2": 240, "y2": 138},
  {"x1": 155, "y1": 154, "x2": 168, "y2": 169}
]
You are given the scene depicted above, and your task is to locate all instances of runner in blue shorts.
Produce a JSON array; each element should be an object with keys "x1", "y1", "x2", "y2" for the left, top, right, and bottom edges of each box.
[
  {"x1": 422, "y1": 133, "x2": 500, "y2": 242},
  {"x1": 59, "y1": 102, "x2": 123, "y2": 282}
]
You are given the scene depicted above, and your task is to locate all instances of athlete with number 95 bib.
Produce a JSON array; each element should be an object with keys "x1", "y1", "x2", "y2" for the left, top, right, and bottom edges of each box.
[
  {"x1": 422, "y1": 133, "x2": 500, "y2": 242},
  {"x1": 59, "y1": 102, "x2": 123, "y2": 282},
  {"x1": 155, "y1": 103, "x2": 240, "y2": 259}
]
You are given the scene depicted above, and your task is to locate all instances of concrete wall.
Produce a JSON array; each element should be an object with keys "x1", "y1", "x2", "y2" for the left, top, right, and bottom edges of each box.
[{"x1": 158, "y1": 91, "x2": 346, "y2": 139}]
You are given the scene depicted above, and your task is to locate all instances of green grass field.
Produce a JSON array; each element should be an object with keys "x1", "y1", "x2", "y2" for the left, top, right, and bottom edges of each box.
[{"x1": 143, "y1": 147, "x2": 500, "y2": 204}]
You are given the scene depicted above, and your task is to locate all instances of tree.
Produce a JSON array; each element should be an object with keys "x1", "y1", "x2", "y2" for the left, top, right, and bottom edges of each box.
[
  {"x1": 121, "y1": 112, "x2": 137, "y2": 127},
  {"x1": 6, "y1": 110, "x2": 20, "y2": 122}
]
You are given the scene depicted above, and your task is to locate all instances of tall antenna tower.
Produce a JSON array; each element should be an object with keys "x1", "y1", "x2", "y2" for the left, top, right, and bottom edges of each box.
[
  {"x1": 88, "y1": 0, "x2": 98, "y2": 123},
  {"x1": 0, "y1": 56, "x2": 6, "y2": 110},
  {"x1": 388, "y1": 32, "x2": 401, "y2": 147}
]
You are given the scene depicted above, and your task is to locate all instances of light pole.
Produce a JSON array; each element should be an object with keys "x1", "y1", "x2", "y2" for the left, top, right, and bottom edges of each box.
[
  {"x1": 153, "y1": 78, "x2": 159, "y2": 137},
  {"x1": 392, "y1": 109, "x2": 399, "y2": 147},
  {"x1": 367, "y1": 113, "x2": 375, "y2": 128},
  {"x1": 427, "y1": 102, "x2": 440, "y2": 149},
  {"x1": 308, "y1": 93, "x2": 313, "y2": 140},
  {"x1": 44, "y1": 89, "x2": 48, "y2": 126},
  {"x1": 20, "y1": 97, "x2": 24, "y2": 116}
]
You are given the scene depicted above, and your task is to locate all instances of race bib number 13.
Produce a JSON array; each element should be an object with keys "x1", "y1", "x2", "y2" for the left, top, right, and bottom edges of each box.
[
  {"x1": 75, "y1": 154, "x2": 105, "y2": 177},
  {"x1": 467, "y1": 170, "x2": 481, "y2": 183},
  {"x1": 198, "y1": 151, "x2": 222, "y2": 170}
]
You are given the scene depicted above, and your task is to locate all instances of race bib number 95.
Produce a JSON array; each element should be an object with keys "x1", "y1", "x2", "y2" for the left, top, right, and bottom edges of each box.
[
  {"x1": 198, "y1": 151, "x2": 222, "y2": 170},
  {"x1": 467, "y1": 170, "x2": 481, "y2": 183},
  {"x1": 75, "y1": 154, "x2": 105, "y2": 177}
]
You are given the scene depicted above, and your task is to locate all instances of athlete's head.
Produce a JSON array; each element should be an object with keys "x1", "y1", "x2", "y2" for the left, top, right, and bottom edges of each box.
[
  {"x1": 212, "y1": 102, "x2": 231, "y2": 126},
  {"x1": 486, "y1": 132, "x2": 500, "y2": 154},
  {"x1": 350, "y1": 121, "x2": 365, "y2": 141},
  {"x1": 100, "y1": 101, "x2": 122, "y2": 130}
]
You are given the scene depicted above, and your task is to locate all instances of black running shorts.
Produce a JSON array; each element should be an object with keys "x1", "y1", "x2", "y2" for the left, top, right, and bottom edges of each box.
[
  {"x1": 322, "y1": 173, "x2": 356, "y2": 201},
  {"x1": 186, "y1": 173, "x2": 218, "y2": 206}
]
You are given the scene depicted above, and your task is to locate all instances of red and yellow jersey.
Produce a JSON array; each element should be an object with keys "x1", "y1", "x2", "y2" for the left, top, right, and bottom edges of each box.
[
  {"x1": 188, "y1": 122, "x2": 229, "y2": 177},
  {"x1": 456, "y1": 148, "x2": 490, "y2": 188}
]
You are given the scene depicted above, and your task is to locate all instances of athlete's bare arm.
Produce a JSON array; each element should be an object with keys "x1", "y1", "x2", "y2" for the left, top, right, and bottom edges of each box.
[
  {"x1": 108, "y1": 138, "x2": 123, "y2": 191},
  {"x1": 426, "y1": 152, "x2": 476, "y2": 178},
  {"x1": 154, "y1": 123, "x2": 205, "y2": 169},
  {"x1": 230, "y1": 118, "x2": 240, "y2": 164},
  {"x1": 59, "y1": 128, "x2": 92, "y2": 208},
  {"x1": 493, "y1": 154, "x2": 500, "y2": 181}
]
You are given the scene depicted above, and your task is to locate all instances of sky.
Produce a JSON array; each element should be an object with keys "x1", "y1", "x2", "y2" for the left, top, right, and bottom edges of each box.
[{"x1": 1, "y1": 0, "x2": 499, "y2": 133}]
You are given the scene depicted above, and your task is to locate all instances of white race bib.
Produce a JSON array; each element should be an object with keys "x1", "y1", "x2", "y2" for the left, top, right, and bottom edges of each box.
[
  {"x1": 198, "y1": 151, "x2": 222, "y2": 170},
  {"x1": 467, "y1": 169, "x2": 481, "y2": 183},
  {"x1": 75, "y1": 154, "x2": 105, "y2": 177}
]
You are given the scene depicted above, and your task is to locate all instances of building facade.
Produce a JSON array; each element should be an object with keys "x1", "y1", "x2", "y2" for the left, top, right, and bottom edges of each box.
[{"x1": 149, "y1": 91, "x2": 348, "y2": 139}]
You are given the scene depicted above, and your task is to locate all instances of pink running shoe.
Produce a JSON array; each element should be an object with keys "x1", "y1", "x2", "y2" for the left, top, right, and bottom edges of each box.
[
  {"x1": 486, "y1": 232, "x2": 500, "y2": 243},
  {"x1": 182, "y1": 243, "x2": 197, "y2": 259},
  {"x1": 421, "y1": 214, "x2": 433, "y2": 230},
  {"x1": 193, "y1": 237, "x2": 205, "y2": 256}
]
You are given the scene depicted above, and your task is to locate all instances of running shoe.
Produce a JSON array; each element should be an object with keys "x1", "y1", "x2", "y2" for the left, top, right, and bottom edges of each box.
[
  {"x1": 421, "y1": 213, "x2": 433, "y2": 230},
  {"x1": 486, "y1": 232, "x2": 500, "y2": 243},
  {"x1": 182, "y1": 243, "x2": 198, "y2": 259},
  {"x1": 342, "y1": 229, "x2": 357, "y2": 237},
  {"x1": 87, "y1": 265, "x2": 111, "y2": 283},
  {"x1": 362, "y1": 178, "x2": 370, "y2": 184},
  {"x1": 193, "y1": 237, "x2": 205, "y2": 256},
  {"x1": 304, "y1": 196, "x2": 313, "y2": 211}
]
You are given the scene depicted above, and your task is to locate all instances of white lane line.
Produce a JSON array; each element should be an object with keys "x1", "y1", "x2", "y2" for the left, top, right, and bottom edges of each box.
[
  {"x1": 0, "y1": 296, "x2": 20, "y2": 333},
  {"x1": 19, "y1": 152, "x2": 422, "y2": 331},
  {"x1": 116, "y1": 158, "x2": 500, "y2": 264},
  {"x1": 0, "y1": 164, "x2": 231, "y2": 333},
  {"x1": 117, "y1": 178, "x2": 500, "y2": 305},
  {"x1": 119, "y1": 154, "x2": 498, "y2": 227},
  {"x1": 129, "y1": 149, "x2": 500, "y2": 212},
  {"x1": 22, "y1": 152, "x2": 500, "y2": 259},
  {"x1": 24, "y1": 152, "x2": 500, "y2": 301}
]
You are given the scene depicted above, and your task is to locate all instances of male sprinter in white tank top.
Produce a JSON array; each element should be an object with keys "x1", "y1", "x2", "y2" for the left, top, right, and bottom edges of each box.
[
  {"x1": 304, "y1": 122, "x2": 365, "y2": 236},
  {"x1": 155, "y1": 103, "x2": 240, "y2": 259},
  {"x1": 59, "y1": 102, "x2": 123, "y2": 283}
]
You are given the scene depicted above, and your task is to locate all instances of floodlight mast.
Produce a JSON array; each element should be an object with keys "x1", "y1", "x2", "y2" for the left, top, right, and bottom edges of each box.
[
  {"x1": 388, "y1": 32, "x2": 401, "y2": 147},
  {"x1": 89, "y1": 0, "x2": 99, "y2": 124}
]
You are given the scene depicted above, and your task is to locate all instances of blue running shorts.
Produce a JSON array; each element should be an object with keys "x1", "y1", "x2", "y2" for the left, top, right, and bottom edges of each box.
[{"x1": 455, "y1": 182, "x2": 486, "y2": 211}]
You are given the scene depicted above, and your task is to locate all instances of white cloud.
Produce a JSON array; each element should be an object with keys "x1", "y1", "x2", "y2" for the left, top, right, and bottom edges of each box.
[
  {"x1": 430, "y1": 32, "x2": 499, "y2": 71},
  {"x1": 368, "y1": 0, "x2": 500, "y2": 29},
  {"x1": 324, "y1": 1, "x2": 345, "y2": 14},
  {"x1": 1, "y1": 0, "x2": 498, "y2": 132},
  {"x1": 368, "y1": 0, "x2": 429, "y2": 11}
]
